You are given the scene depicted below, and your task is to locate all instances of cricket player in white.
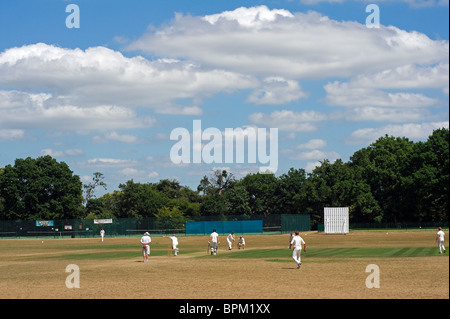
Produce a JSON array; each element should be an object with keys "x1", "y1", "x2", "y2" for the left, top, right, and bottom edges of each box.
[
  {"x1": 289, "y1": 231, "x2": 306, "y2": 269},
  {"x1": 288, "y1": 233, "x2": 293, "y2": 248},
  {"x1": 238, "y1": 236, "x2": 245, "y2": 249},
  {"x1": 164, "y1": 234, "x2": 179, "y2": 256},
  {"x1": 227, "y1": 232, "x2": 235, "y2": 250},
  {"x1": 210, "y1": 229, "x2": 219, "y2": 255},
  {"x1": 436, "y1": 227, "x2": 446, "y2": 254},
  {"x1": 140, "y1": 232, "x2": 151, "y2": 262},
  {"x1": 100, "y1": 228, "x2": 105, "y2": 242}
]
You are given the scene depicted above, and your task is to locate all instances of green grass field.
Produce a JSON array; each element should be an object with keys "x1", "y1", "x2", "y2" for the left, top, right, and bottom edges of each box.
[
  {"x1": 20, "y1": 240, "x2": 446, "y2": 261},
  {"x1": 0, "y1": 231, "x2": 448, "y2": 299}
]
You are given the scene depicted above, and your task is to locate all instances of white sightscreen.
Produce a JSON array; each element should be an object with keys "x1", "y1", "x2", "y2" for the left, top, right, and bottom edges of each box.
[{"x1": 324, "y1": 207, "x2": 349, "y2": 234}]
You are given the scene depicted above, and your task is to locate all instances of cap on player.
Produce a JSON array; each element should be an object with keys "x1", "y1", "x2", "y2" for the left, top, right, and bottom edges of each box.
[
  {"x1": 144, "y1": 232, "x2": 149, "y2": 235},
  {"x1": 295, "y1": 230, "x2": 299, "y2": 235},
  {"x1": 438, "y1": 227, "x2": 442, "y2": 230}
]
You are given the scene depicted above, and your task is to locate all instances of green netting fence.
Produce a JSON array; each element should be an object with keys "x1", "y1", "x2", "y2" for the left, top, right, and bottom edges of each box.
[{"x1": 0, "y1": 214, "x2": 311, "y2": 238}]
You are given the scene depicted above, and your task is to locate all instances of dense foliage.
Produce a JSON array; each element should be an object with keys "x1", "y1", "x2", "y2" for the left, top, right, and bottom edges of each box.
[{"x1": 0, "y1": 128, "x2": 448, "y2": 226}]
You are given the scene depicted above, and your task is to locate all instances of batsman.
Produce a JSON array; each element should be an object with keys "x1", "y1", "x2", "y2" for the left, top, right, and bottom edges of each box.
[{"x1": 209, "y1": 229, "x2": 219, "y2": 255}]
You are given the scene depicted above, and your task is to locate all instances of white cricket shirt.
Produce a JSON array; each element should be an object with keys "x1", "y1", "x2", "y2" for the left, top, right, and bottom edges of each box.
[
  {"x1": 291, "y1": 236, "x2": 305, "y2": 249},
  {"x1": 210, "y1": 232, "x2": 219, "y2": 243},
  {"x1": 141, "y1": 235, "x2": 151, "y2": 245}
]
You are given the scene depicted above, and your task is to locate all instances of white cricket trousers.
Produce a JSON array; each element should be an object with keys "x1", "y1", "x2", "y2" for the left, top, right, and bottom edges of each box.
[
  {"x1": 438, "y1": 240, "x2": 446, "y2": 253},
  {"x1": 227, "y1": 238, "x2": 233, "y2": 249},
  {"x1": 211, "y1": 242, "x2": 218, "y2": 255},
  {"x1": 292, "y1": 247, "x2": 302, "y2": 266}
]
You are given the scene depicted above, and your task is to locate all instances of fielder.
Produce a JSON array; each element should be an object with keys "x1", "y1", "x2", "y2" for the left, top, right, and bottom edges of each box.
[
  {"x1": 140, "y1": 232, "x2": 151, "y2": 262},
  {"x1": 210, "y1": 229, "x2": 219, "y2": 255},
  {"x1": 164, "y1": 234, "x2": 179, "y2": 256},
  {"x1": 100, "y1": 228, "x2": 105, "y2": 242},
  {"x1": 289, "y1": 231, "x2": 306, "y2": 269},
  {"x1": 288, "y1": 232, "x2": 293, "y2": 248},
  {"x1": 238, "y1": 235, "x2": 245, "y2": 250},
  {"x1": 436, "y1": 227, "x2": 446, "y2": 254},
  {"x1": 226, "y1": 232, "x2": 235, "y2": 250}
]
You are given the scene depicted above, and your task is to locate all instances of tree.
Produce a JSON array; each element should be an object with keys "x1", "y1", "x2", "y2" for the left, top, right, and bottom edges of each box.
[
  {"x1": 199, "y1": 193, "x2": 228, "y2": 216},
  {"x1": 115, "y1": 180, "x2": 168, "y2": 218},
  {"x1": 411, "y1": 128, "x2": 449, "y2": 222},
  {"x1": 154, "y1": 206, "x2": 185, "y2": 231},
  {"x1": 223, "y1": 185, "x2": 252, "y2": 216},
  {"x1": 0, "y1": 168, "x2": 4, "y2": 215},
  {"x1": 238, "y1": 172, "x2": 278, "y2": 215},
  {"x1": 197, "y1": 169, "x2": 235, "y2": 195},
  {"x1": 0, "y1": 156, "x2": 84, "y2": 220},
  {"x1": 84, "y1": 197, "x2": 116, "y2": 219},
  {"x1": 273, "y1": 168, "x2": 307, "y2": 215},
  {"x1": 351, "y1": 135, "x2": 421, "y2": 223},
  {"x1": 83, "y1": 172, "x2": 107, "y2": 204}
]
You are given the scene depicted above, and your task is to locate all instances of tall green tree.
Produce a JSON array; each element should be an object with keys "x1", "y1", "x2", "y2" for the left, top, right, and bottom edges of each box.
[
  {"x1": 350, "y1": 135, "x2": 419, "y2": 223},
  {"x1": 411, "y1": 128, "x2": 449, "y2": 222},
  {"x1": 223, "y1": 185, "x2": 252, "y2": 216},
  {"x1": 115, "y1": 180, "x2": 168, "y2": 218},
  {"x1": 198, "y1": 169, "x2": 235, "y2": 195},
  {"x1": 83, "y1": 172, "x2": 107, "y2": 204},
  {"x1": 238, "y1": 172, "x2": 278, "y2": 215},
  {"x1": 273, "y1": 168, "x2": 307, "y2": 215},
  {"x1": 0, "y1": 156, "x2": 83, "y2": 220}
]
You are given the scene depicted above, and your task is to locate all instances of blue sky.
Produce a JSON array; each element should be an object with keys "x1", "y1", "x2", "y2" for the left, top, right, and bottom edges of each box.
[{"x1": 0, "y1": 0, "x2": 448, "y2": 196}]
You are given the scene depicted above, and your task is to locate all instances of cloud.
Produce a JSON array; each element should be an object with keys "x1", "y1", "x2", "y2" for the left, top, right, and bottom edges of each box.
[
  {"x1": 249, "y1": 110, "x2": 327, "y2": 132},
  {"x1": 305, "y1": 161, "x2": 322, "y2": 172},
  {"x1": 324, "y1": 63, "x2": 448, "y2": 122},
  {"x1": 346, "y1": 121, "x2": 450, "y2": 144},
  {"x1": 203, "y1": 5, "x2": 294, "y2": 27},
  {"x1": 39, "y1": 148, "x2": 84, "y2": 157},
  {"x1": 120, "y1": 167, "x2": 139, "y2": 177},
  {"x1": 247, "y1": 77, "x2": 309, "y2": 105},
  {"x1": 298, "y1": 139, "x2": 327, "y2": 149},
  {"x1": 93, "y1": 132, "x2": 139, "y2": 144},
  {"x1": 348, "y1": 63, "x2": 449, "y2": 92},
  {"x1": 325, "y1": 82, "x2": 440, "y2": 109},
  {"x1": 77, "y1": 158, "x2": 139, "y2": 169},
  {"x1": 0, "y1": 43, "x2": 257, "y2": 117},
  {"x1": 290, "y1": 149, "x2": 341, "y2": 161},
  {"x1": 0, "y1": 90, "x2": 155, "y2": 131},
  {"x1": 0, "y1": 129, "x2": 25, "y2": 142},
  {"x1": 148, "y1": 171, "x2": 159, "y2": 179},
  {"x1": 337, "y1": 106, "x2": 433, "y2": 122},
  {"x1": 128, "y1": 6, "x2": 448, "y2": 79}
]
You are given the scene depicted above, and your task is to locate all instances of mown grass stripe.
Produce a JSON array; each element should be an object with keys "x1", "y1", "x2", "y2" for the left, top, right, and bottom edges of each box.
[
  {"x1": 214, "y1": 247, "x2": 444, "y2": 259},
  {"x1": 414, "y1": 247, "x2": 429, "y2": 256},
  {"x1": 390, "y1": 247, "x2": 412, "y2": 257},
  {"x1": 382, "y1": 247, "x2": 406, "y2": 257},
  {"x1": 403, "y1": 247, "x2": 422, "y2": 257},
  {"x1": 48, "y1": 246, "x2": 446, "y2": 261}
]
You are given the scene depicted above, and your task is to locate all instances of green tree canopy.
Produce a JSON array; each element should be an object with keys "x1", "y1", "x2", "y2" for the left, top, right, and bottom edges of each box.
[{"x1": 0, "y1": 156, "x2": 83, "y2": 220}]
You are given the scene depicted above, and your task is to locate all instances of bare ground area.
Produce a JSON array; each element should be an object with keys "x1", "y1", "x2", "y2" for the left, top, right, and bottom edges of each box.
[{"x1": 0, "y1": 230, "x2": 448, "y2": 299}]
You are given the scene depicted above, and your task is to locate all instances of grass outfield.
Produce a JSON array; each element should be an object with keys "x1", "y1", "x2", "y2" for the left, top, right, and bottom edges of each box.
[
  {"x1": 0, "y1": 230, "x2": 448, "y2": 299},
  {"x1": 18, "y1": 246, "x2": 443, "y2": 261}
]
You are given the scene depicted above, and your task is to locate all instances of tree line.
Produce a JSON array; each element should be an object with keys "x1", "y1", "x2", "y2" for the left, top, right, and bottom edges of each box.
[{"x1": 0, "y1": 128, "x2": 448, "y2": 227}]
